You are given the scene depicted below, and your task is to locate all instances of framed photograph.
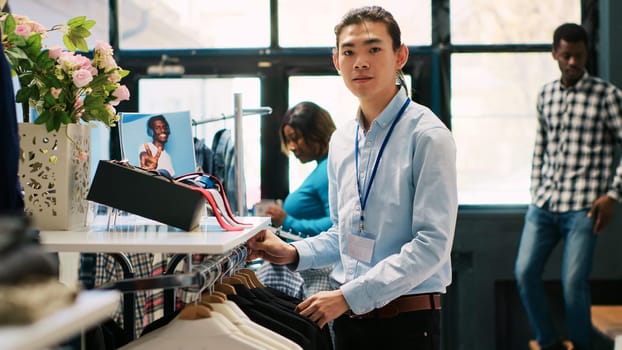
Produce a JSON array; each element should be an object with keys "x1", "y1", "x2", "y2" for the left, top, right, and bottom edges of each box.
[{"x1": 119, "y1": 111, "x2": 196, "y2": 177}]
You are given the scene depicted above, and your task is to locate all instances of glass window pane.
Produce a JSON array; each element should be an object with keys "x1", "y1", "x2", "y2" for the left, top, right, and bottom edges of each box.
[
  {"x1": 138, "y1": 78, "x2": 262, "y2": 207},
  {"x1": 451, "y1": 53, "x2": 559, "y2": 204},
  {"x1": 9, "y1": 0, "x2": 109, "y2": 49},
  {"x1": 451, "y1": 0, "x2": 580, "y2": 44},
  {"x1": 119, "y1": 0, "x2": 270, "y2": 49},
  {"x1": 279, "y1": 0, "x2": 431, "y2": 47}
]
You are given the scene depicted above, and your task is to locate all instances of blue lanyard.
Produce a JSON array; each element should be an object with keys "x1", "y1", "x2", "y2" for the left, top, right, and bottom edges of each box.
[{"x1": 355, "y1": 98, "x2": 410, "y2": 232}]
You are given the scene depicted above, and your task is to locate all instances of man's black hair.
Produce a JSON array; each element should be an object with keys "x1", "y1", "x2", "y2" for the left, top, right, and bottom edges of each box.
[
  {"x1": 146, "y1": 115, "x2": 169, "y2": 137},
  {"x1": 553, "y1": 23, "x2": 588, "y2": 49}
]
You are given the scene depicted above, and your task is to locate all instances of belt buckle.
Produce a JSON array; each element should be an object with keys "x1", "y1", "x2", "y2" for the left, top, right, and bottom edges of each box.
[{"x1": 347, "y1": 310, "x2": 368, "y2": 319}]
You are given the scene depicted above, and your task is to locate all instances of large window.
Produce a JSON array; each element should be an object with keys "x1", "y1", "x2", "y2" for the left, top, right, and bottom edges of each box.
[
  {"x1": 450, "y1": 0, "x2": 580, "y2": 44},
  {"x1": 450, "y1": 0, "x2": 581, "y2": 204},
  {"x1": 9, "y1": 0, "x2": 109, "y2": 49},
  {"x1": 119, "y1": 0, "x2": 270, "y2": 49},
  {"x1": 278, "y1": 0, "x2": 431, "y2": 47},
  {"x1": 451, "y1": 53, "x2": 558, "y2": 204}
]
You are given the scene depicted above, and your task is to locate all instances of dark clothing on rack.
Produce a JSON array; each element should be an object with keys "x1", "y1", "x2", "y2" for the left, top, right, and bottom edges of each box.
[
  {"x1": 231, "y1": 284, "x2": 333, "y2": 350},
  {"x1": 333, "y1": 309, "x2": 441, "y2": 350},
  {"x1": 229, "y1": 293, "x2": 311, "y2": 349},
  {"x1": 193, "y1": 137, "x2": 214, "y2": 174},
  {"x1": 212, "y1": 129, "x2": 246, "y2": 214}
]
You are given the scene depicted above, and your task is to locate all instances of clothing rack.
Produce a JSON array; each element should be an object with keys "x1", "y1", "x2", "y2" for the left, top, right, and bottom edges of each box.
[
  {"x1": 191, "y1": 94, "x2": 272, "y2": 215},
  {"x1": 98, "y1": 245, "x2": 249, "y2": 340},
  {"x1": 191, "y1": 107, "x2": 273, "y2": 126}
]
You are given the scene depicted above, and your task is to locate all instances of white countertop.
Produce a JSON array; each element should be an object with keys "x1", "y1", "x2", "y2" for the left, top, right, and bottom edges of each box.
[
  {"x1": 0, "y1": 290, "x2": 120, "y2": 350},
  {"x1": 39, "y1": 216, "x2": 270, "y2": 254}
]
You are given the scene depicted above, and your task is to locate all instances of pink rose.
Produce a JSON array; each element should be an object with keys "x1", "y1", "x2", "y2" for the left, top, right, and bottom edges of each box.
[
  {"x1": 108, "y1": 70, "x2": 121, "y2": 83},
  {"x1": 15, "y1": 24, "x2": 31, "y2": 39},
  {"x1": 72, "y1": 69, "x2": 93, "y2": 88},
  {"x1": 50, "y1": 87, "x2": 62, "y2": 99},
  {"x1": 110, "y1": 85, "x2": 130, "y2": 106},
  {"x1": 95, "y1": 41, "x2": 113, "y2": 56},
  {"x1": 48, "y1": 46, "x2": 63, "y2": 59}
]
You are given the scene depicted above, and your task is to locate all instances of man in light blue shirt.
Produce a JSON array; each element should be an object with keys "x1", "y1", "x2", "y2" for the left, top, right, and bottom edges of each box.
[{"x1": 247, "y1": 6, "x2": 457, "y2": 349}]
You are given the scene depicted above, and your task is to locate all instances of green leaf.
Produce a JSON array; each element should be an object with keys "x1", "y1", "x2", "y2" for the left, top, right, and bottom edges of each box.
[
  {"x1": 44, "y1": 93, "x2": 56, "y2": 105},
  {"x1": 3, "y1": 13, "x2": 16, "y2": 35},
  {"x1": 15, "y1": 88, "x2": 30, "y2": 104},
  {"x1": 5, "y1": 47, "x2": 29, "y2": 61},
  {"x1": 73, "y1": 37, "x2": 89, "y2": 52},
  {"x1": 62, "y1": 35, "x2": 76, "y2": 52},
  {"x1": 67, "y1": 16, "x2": 86, "y2": 27},
  {"x1": 7, "y1": 32, "x2": 26, "y2": 47},
  {"x1": 35, "y1": 110, "x2": 50, "y2": 125},
  {"x1": 60, "y1": 112, "x2": 72, "y2": 124},
  {"x1": 83, "y1": 20, "x2": 96, "y2": 30},
  {"x1": 71, "y1": 27, "x2": 91, "y2": 39}
]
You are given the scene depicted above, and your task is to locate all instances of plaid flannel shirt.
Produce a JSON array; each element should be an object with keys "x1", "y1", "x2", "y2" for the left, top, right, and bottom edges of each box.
[{"x1": 532, "y1": 72, "x2": 622, "y2": 211}]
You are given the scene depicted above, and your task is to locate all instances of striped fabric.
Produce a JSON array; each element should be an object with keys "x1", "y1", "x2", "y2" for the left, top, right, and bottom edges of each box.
[{"x1": 94, "y1": 252, "x2": 152, "y2": 338}]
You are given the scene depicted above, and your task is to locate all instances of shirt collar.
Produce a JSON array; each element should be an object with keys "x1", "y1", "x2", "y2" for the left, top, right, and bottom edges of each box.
[
  {"x1": 559, "y1": 71, "x2": 589, "y2": 91},
  {"x1": 357, "y1": 87, "x2": 409, "y2": 130}
]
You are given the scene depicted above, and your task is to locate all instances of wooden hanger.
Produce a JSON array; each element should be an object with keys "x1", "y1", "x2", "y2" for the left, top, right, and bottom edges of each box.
[
  {"x1": 234, "y1": 271, "x2": 256, "y2": 288},
  {"x1": 213, "y1": 282, "x2": 237, "y2": 295},
  {"x1": 222, "y1": 275, "x2": 247, "y2": 287},
  {"x1": 201, "y1": 292, "x2": 226, "y2": 303},
  {"x1": 238, "y1": 268, "x2": 265, "y2": 288},
  {"x1": 178, "y1": 303, "x2": 213, "y2": 320}
]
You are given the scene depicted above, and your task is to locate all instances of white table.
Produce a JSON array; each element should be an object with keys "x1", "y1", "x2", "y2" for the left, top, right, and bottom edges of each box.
[
  {"x1": 39, "y1": 216, "x2": 270, "y2": 254},
  {"x1": 0, "y1": 290, "x2": 120, "y2": 350}
]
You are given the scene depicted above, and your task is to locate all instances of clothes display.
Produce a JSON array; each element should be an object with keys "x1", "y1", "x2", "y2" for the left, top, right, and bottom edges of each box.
[{"x1": 106, "y1": 247, "x2": 332, "y2": 350}]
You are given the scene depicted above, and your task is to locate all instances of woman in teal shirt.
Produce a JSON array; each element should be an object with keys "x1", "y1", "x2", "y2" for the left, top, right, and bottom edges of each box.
[{"x1": 258, "y1": 101, "x2": 336, "y2": 299}]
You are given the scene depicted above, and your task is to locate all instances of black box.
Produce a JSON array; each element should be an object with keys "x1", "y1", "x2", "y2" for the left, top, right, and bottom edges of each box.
[{"x1": 87, "y1": 160, "x2": 205, "y2": 231}]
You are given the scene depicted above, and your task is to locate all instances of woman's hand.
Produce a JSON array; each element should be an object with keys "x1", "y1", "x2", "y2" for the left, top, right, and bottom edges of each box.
[{"x1": 266, "y1": 205, "x2": 287, "y2": 227}]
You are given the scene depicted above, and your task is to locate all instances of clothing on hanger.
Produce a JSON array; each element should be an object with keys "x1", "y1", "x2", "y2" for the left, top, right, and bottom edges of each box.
[{"x1": 211, "y1": 128, "x2": 246, "y2": 214}]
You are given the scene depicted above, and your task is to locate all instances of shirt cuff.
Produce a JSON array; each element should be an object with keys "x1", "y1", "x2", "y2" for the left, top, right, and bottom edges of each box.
[
  {"x1": 289, "y1": 240, "x2": 313, "y2": 271},
  {"x1": 339, "y1": 279, "x2": 371, "y2": 315}
]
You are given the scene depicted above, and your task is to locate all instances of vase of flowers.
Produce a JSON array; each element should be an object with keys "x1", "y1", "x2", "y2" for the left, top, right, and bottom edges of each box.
[{"x1": 2, "y1": 12, "x2": 130, "y2": 229}]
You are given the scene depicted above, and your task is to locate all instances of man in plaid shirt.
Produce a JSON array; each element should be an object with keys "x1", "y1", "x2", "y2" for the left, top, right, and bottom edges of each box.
[{"x1": 515, "y1": 23, "x2": 622, "y2": 350}]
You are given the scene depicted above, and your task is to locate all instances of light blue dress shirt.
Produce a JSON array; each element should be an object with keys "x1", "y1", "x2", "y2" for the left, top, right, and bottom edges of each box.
[{"x1": 291, "y1": 88, "x2": 458, "y2": 315}]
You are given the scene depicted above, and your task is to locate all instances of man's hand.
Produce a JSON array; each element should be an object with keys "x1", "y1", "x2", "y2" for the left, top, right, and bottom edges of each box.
[
  {"x1": 588, "y1": 195, "x2": 616, "y2": 233},
  {"x1": 296, "y1": 290, "x2": 350, "y2": 329},
  {"x1": 140, "y1": 146, "x2": 162, "y2": 170},
  {"x1": 246, "y1": 229, "x2": 298, "y2": 265}
]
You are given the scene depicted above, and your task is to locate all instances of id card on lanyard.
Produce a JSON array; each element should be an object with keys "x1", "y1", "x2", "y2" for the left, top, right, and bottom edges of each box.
[{"x1": 346, "y1": 98, "x2": 411, "y2": 264}]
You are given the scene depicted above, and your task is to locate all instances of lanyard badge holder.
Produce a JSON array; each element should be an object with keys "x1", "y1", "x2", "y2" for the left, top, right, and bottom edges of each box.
[{"x1": 175, "y1": 172, "x2": 251, "y2": 231}]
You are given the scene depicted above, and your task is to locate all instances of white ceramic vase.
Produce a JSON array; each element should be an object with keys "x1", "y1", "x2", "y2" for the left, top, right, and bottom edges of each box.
[{"x1": 18, "y1": 123, "x2": 91, "y2": 230}]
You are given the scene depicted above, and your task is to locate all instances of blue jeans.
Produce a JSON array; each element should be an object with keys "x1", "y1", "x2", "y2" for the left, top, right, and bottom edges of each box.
[{"x1": 515, "y1": 204, "x2": 597, "y2": 350}]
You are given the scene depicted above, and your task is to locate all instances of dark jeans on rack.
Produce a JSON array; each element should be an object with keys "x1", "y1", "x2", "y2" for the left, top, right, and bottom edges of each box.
[{"x1": 333, "y1": 309, "x2": 441, "y2": 350}]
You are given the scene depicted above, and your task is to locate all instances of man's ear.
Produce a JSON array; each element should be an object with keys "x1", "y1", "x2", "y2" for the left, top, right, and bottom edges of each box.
[
  {"x1": 396, "y1": 44, "x2": 409, "y2": 69},
  {"x1": 332, "y1": 48, "x2": 341, "y2": 73}
]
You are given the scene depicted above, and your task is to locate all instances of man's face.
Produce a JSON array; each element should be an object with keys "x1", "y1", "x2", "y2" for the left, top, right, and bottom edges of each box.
[
  {"x1": 332, "y1": 20, "x2": 407, "y2": 105},
  {"x1": 151, "y1": 119, "x2": 169, "y2": 143},
  {"x1": 553, "y1": 39, "x2": 587, "y2": 87}
]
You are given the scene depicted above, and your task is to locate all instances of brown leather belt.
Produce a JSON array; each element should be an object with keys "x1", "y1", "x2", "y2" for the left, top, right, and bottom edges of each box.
[{"x1": 348, "y1": 293, "x2": 441, "y2": 319}]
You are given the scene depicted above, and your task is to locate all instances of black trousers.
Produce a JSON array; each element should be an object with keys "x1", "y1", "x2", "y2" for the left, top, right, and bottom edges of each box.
[{"x1": 333, "y1": 309, "x2": 441, "y2": 350}]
